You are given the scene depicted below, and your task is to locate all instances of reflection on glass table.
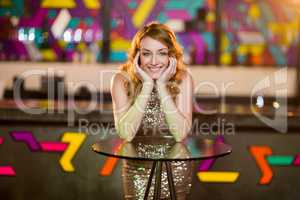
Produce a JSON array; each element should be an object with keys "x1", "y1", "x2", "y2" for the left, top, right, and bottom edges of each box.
[{"x1": 92, "y1": 135, "x2": 232, "y2": 200}]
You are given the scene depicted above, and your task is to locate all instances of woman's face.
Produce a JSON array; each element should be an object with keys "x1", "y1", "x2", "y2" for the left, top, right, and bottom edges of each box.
[{"x1": 139, "y1": 36, "x2": 169, "y2": 80}]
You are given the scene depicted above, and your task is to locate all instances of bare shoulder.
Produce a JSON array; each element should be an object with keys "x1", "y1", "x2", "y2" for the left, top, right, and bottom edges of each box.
[
  {"x1": 179, "y1": 70, "x2": 194, "y2": 88},
  {"x1": 182, "y1": 70, "x2": 193, "y2": 80},
  {"x1": 111, "y1": 71, "x2": 129, "y2": 89},
  {"x1": 110, "y1": 71, "x2": 130, "y2": 96},
  {"x1": 111, "y1": 71, "x2": 128, "y2": 84}
]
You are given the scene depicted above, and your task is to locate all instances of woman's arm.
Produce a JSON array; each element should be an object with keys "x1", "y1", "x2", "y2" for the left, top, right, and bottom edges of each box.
[
  {"x1": 111, "y1": 73, "x2": 154, "y2": 141},
  {"x1": 157, "y1": 72, "x2": 194, "y2": 142}
]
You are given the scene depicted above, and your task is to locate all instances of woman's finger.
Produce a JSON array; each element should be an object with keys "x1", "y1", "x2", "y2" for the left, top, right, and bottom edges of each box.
[
  {"x1": 134, "y1": 52, "x2": 139, "y2": 65},
  {"x1": 166, "y1": 58, "x2": 173, "y2": 75},
  {"x1": 170, "y1": 58, "x2": 175, "y2": 71},
  {"x1": 170, "y1": 58, "x2": 176, "y2": 76},
  {"x1": 134, "y1": 52, "x2": 144, "y2": 78},
  {"x1": 172, "y1": 58, "x2": 177, "y2": 76},
  {"x1": 134, "y1": 62, "x2": 143, "y2": 81},
  {"x1": 134, "y1": 63, "x2": 141, "y2": 79},
  {"x1": 133, "y1": 54, "x2": 138, "y2": 70},
  {"x1": 166, "y1": 60, "x2": 173, "y2": 78},
  {"x1": 134, "y1": 52, "x2": 141, "y2": 71}
]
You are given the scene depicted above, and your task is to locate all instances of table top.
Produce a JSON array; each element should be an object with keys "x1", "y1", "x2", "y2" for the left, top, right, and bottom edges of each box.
[{"x1": 92, "y1": 135, "x2": 232, "y2": 161}]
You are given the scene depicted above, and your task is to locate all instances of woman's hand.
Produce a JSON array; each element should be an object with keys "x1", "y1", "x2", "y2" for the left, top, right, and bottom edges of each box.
[
  {"x1": 119, "y1": 142, "x2": 138, "y2": 157},
  {"x1": 156, "y1": 57, "x2": 177, "y2": 85},
  {"x1": 133, "y1": 52, "x2": 154, "y2": 86},
  {"x1": 167, "y1": 143, "x2": 190, "y2": 159}
]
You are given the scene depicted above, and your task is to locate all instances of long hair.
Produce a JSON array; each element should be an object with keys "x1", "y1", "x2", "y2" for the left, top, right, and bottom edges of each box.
[{"x1": 120, "y1": 21, "x2": 186, "y2": 102}]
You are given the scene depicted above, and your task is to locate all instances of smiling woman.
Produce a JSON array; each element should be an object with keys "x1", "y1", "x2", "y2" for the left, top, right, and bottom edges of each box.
[
  {"x1": 110, "y1": 21, "x2": 194, "y2": 199},
  {"x1": 112, "y1": 22, "x2": 193, "y2": 141},
  {"x1": 139, "y1": 37, "x2": 170, "y2": 79}
]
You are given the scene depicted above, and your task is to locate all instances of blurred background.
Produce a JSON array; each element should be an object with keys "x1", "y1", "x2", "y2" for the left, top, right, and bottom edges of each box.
[
  {"x1": 1, "y1": 0, "x2": 300, "y2": 66},
  {"x1": 0, "y1": 0, "x2": 300, "y2": 103},
  {"x1": 0, "y1": 0, "x2": 300, "y2": 200}
]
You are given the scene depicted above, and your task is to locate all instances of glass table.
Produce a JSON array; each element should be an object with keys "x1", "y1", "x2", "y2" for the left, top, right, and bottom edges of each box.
[{"x1": 92, "y1": 135, "x2": 232, "y2": 200}]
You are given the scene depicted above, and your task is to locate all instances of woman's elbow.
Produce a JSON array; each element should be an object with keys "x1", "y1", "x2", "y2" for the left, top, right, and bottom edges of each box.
[
  {"x1": 173, "y1": 125, "x2": 191, "y2": 142},
  {"x1": 175, "y1": 132, "x2": 188, "y2": 142},
  {"x1": 115, "y1": 123, "x2": 134, "y2": 142}
]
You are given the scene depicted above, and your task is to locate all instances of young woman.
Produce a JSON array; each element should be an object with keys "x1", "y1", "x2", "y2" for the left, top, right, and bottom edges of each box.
[{"x1": 111, "y1": 22, "x2": 194, "y2": 199}]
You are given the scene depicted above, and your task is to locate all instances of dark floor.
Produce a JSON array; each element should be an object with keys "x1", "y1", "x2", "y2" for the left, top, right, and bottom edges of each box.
[{"x1": 1, "y1": 123, "x2": 300, "y2": 200}]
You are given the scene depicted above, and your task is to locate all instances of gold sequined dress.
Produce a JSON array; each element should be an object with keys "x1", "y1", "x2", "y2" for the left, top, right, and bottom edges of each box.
[{"x1": 121, "y1": 85, "x2": 193, "y2": 200}]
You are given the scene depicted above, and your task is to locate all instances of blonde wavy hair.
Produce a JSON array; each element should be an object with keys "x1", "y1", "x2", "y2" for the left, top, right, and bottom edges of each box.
[{"x1": 120, "y1": 21, "x2": 187, "y2": 101}]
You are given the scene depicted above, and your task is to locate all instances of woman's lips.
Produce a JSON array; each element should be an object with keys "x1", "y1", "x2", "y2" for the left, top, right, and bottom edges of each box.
[
  {"x1": 148, "y1": 66, "x2": 163, "y2": 73},
  {"x1": 149, "y1": 67, "x2": 161, "y2": 72}
]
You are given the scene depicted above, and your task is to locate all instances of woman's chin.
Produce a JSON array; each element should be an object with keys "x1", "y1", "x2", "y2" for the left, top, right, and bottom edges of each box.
[{"x1": 149, "y1": 72, "x2": 162, "y2": 80}]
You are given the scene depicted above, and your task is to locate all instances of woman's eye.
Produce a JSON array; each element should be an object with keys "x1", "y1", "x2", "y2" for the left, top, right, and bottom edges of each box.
[
  {"x1": 159, "y1": 52, "x2": 168, "y2": 56},
  {"x1": 159, "y1": 51, "x2": 168, "y2": 55},
  {"x1": 142, "y1": 52, "x2": 150, "y2": 56}
]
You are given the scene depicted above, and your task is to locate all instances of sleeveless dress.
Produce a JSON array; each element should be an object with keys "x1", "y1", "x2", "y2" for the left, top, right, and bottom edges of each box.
[{"x1": 121, "y1": 85, "x2": 193, "y2": 199}]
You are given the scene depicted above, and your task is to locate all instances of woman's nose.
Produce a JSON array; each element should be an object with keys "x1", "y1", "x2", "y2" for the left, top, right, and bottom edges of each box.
[{"x1": 151, "y1": 55, "x2": 158, "y2": 65}]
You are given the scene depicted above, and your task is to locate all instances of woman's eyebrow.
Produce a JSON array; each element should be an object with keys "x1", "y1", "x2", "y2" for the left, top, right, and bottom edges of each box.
[
  {"x1": 158, "y1": 48, "x2": 168, "y2": 51},
  {"x1": 140, "y1": 48, "x2": 151, "y2": 52},
  {"x1": 141, "y1": 48, "x2": 168, "y2": 51}
]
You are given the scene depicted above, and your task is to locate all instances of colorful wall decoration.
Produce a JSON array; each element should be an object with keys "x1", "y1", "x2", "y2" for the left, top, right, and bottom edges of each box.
[
  {"x1": 109, "y1": 0, "x2": 215, "y2": 64},
  {"x1": 0, "y1": 0, "x2": 103, "y2": 62},
  {"x1": 0, "y1": 0, "x2": 299, "y2": 66},
  {"x1": 221, "y1": 0, "x2": 300, "y2": 66}
]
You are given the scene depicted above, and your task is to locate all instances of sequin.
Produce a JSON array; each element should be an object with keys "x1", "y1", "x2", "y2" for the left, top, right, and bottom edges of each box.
[
  {"x1": 122, "y1": 86, "x2": 194, "y2": 199},
  {"x1": 140, "y1": 86, "x2": 168, "y2": 130}
]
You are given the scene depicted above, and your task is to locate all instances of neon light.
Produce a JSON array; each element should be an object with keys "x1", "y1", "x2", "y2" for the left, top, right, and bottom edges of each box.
[
  {"x1": 196, "y1": 136, "x2": 238, "y2": 184},
  {"x1": 100, "y1": 157, "x2": 119, "y2": 176},
  {"x1": 99, "y1": 141, "x2": 123, "y2": 176},
  {"x1": 197, "y1": 172, "x2": 239, "y2": 183},
  {"x1": 197, "y1": 136, "x2": 224, "y2": 171},
  {"x1": 198, "y1": 158, "x2": 215, "y2": 171},
  {"x1": 59, "y1": 132, "x2": 86, "y2": 172},
  {"x1": 0, "y1": 166, "x2": 16, "y2": 176},
  {"x1": 267, "y1": 155, "x2": 294, "y2": 166},
  {"x1": 10, "y1": 131, "x2": 41, "y2": 151},
  {"x1": 249, "y1": 146, "x2": 273, "y2": 184},
  {"x1": 293, "y1": 153, "x2": 300, "y2": 166},
  {"x1": 215, "y1": 136, "x2": 225, "y2": 143},
  {"x1": 40, "y1": 141, "x2": 68, "y2": 152},
  {"x1": 0, "y1": 137, "x2": 16, "y2": 176}
]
